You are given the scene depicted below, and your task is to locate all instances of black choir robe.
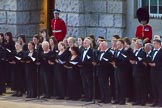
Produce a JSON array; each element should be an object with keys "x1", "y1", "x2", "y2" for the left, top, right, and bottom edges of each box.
[
  {"x1": 49, "y1": 48, "x2": 58, "y2": 96},
  {"x1": 0, "y1": 45, "x2": 6, "y2": 94},
  {"x1": 39, "y1": 50, "x2": 55, "y2": 98},
  {"x1": 4, "y1": 41, "x2": 15, "y2": 87},
  {"x1": 24, "y1": 51, "x2": 37, "y2": 98},
  {"x1": 64, "y1": 56, "x2": 81, "y2": 100},
  {"x1": 8, "y1": 50, "x2": 25, "y2": 93},
  {"x1": 54, "y1": 50, "x2": 69, "y2": 98}
]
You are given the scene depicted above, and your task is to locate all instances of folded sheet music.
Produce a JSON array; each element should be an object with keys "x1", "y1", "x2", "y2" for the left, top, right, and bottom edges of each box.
[
  {"x1": 30, "y1": 56, "x2": 36, "y2": 61},
  {"x1": 6, "y1": 48, "x2": 11, "y2": 53},
  {"x1": 58, "y1": 59, "x2": 65, "y2": 64},
  {"x1": 15, "y1": 56, "x2": 21, "y2": 60},
  {"x1": 69, "y1": 61, "x2": 78, "y2": 65}
]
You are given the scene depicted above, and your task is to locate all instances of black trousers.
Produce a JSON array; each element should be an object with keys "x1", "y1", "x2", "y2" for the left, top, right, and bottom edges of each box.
[
  {"x1": 114, "y1": 68, "x2": 126, "y2": 102},
  {"x1": 98, "y1": 74, "x2": 110, "y2": 101},
  {"x1": 109, "y1": 70, "x2": 115, "y2": 99},
  {"x1": 144, "y1": 69, "x2": 152, "y2": 101},
  {"x1": 80, "y1": 68, "x2": 92, "y2": 100},
  {"x1": 150, "y1": 70, "x2": 162, "y2": 105},
  {"x1": 125, "y1": 65, "x2": 134, "y2": 101},
  {"x1": 133, "y1": 76, "x2": 146, "y2": 103}
]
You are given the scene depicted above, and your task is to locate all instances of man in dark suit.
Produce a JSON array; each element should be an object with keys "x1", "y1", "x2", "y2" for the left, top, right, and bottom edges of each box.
[
  {"x1": 144, "y1": 43, "x2": 153, "y2": 103},
  {"x1": 112, "y1": 39, "x2": 127, "y2": 105},
  {"x1": 130, "y1": 39, "x2": 146, "y2": 106},
  {"x1": 78, "y1": 38, "x2": 93, "y2": 102},
  {"x1": 108, "y1": 35, "x2": 120, "y2": 101},
  {"x1": 93, "y1": 41, "x2": 113, "y2": 103},
  {"x1": 148, "y1": 39, "x2": 162, "y2": 107}
]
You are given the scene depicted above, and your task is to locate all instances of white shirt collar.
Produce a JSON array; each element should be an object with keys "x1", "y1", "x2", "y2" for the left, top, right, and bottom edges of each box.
[{"x1": 153, "y1": 47, "x2": 161, "y2": 51}]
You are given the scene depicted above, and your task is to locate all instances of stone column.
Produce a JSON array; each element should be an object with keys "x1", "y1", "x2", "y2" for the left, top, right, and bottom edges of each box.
[{"x1": 56, "y1": 0, "x2": 127, "y2": 39}]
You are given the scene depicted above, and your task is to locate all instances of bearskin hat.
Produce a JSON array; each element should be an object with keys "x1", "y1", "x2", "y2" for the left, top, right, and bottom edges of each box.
[{"x1": 136, "y1": 8, "x2": 149, "y2": 24}]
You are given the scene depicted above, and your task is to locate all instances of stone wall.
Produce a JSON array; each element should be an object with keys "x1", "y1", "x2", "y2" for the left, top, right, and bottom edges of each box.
[
  {"x1": 56, "y1": 0, "x2": 127, "y2": 40},
  {"x1": 0, "y1": 0, "x2": 127, "y2": 40},
  {"x1": 0, "y1": 0, "x2": 43, "y2": 39}
]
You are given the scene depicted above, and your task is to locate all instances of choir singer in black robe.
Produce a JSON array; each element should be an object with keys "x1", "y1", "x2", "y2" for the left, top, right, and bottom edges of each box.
[
  {"x1": 24, "y1": 41, "x2": 37, "y2": 98},
  {"x1": 8, "y1": 42, "x2": 25, "y2": 97},
  {"x1": 0, "y1": 33, "x2": 6, "y2": 95},
  {"x1": 54, "y1": 42, "x2": 68, "y2": 99},
  {"x1": 4, "y1": 32, "x2": 15, "y2": 87},
  {"x1": 64, "y1": 46, "x2": 81, "y2": 100},
  {"x1": 39, "y1": 41, "x2": 54, "y2": 99}
]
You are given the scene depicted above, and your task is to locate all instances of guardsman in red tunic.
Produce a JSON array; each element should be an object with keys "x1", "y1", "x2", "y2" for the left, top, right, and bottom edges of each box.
[
  {"x1": 135, "y1": 8, "x2": 152, "y2": 43},
  {"x1": 51, "y1": 9, "x2": 67, "y2": 42}
]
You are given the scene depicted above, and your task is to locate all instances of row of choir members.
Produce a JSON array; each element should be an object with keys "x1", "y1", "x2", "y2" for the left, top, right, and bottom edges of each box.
[{"x1": 1, "y1": 31, "x2": 162, "y2": 107}]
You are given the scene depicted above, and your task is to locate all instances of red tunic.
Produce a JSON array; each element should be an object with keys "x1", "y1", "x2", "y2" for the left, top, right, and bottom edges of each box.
[
  {"x1": 51, "y1": 18, "x2": 67, "y2": 42},
  {"x1": 135, "y1": 24, "x2": 152, "y2": 43}
]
